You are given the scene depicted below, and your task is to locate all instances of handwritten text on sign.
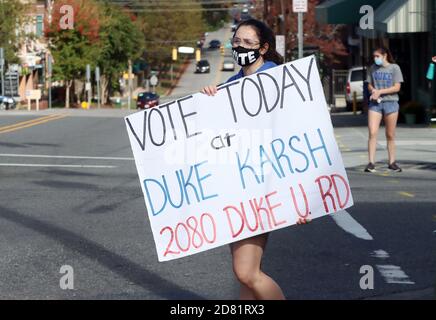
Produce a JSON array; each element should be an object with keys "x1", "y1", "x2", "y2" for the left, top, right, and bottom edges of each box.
[{"x1": 125, "y1": 56, "x2": 353, "y2": 262}]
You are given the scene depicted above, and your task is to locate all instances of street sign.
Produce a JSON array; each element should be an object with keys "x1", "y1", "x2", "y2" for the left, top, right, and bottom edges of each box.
[
  {"x1": 293, "y1": 0, "x2": 308, "y2": 13},
  {"x1": 25, "y1": 89, "x2": 41, "y2": 100},
  {"x1": 150, "y1": 75, "x2": 158, "y2": 86},
  {"x1": 3, "y1": 71, "x2": 19, "y2": 97},
  {"x1": 178, "y1": 46, "x2": 195, "y2": 54},
  {"x1": 276, "y1": 35, "x2": 285, "y2": 59},
  {"x1": 26, "y1": 89, "x2": 41, "y2": 111}
]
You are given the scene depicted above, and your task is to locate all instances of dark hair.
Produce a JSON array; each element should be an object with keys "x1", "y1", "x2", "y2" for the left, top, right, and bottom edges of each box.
[
  {"x1": 234, "y1": 19, "x2": 284, "y2": 65},
  {"x1": 374, "y1": 46, "x2": 395, "y2": 64}
]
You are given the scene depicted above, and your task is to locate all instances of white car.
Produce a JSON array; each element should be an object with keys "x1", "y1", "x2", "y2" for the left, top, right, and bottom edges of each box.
[
  {"x1": 345, "y1": 66, "x2": 366, "y2": 109},
  {"x1": 222, "y1": 60, "x2": 235, "y2": 71}
]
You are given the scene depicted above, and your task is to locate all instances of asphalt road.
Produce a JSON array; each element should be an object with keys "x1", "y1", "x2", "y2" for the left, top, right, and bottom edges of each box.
[{"x1": 0, "y1": 26, "x2": 435, "y2": 300}]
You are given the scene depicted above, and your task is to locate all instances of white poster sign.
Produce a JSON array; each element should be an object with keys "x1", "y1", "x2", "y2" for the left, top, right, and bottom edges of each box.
[{"x1": 125, "y1": 56, "x2": 353, "y2": 262}]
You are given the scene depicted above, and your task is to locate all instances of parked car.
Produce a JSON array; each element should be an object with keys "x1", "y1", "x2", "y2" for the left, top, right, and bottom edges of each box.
[
  {"x1": 209, "y1": 39, "x2": 221, "y2": 49},
  {"x1": 346, "y1": 66, "x2": 366, "y2": 110},
  {"x1": 195, "y1": 60, "x2": 211, "y2": 73},
  {"x1": 222, "y1": 60, "x2": 235, "y2": 72},
  {"x1": 0, "y1": 96, "x2": 17, "y2": 110},
  {"x1": 136, "y1": 92, "x2": 159, "y2": 109}
]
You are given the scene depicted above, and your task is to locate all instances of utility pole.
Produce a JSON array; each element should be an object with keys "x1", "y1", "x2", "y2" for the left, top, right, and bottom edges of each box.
[
  {"x1": 128, "y1": 60, "x2": 132, "y2": 110},
  {"x1": 95, "y1": 66, "x2": 101, "y2": 109},
  {"x1": 293, "y1": 0, "x2": 307, "y2": 59},
  {"x1": 86, "y1": 64, "x2": 91, "y2": 108},
  {"x1": 298, "y1": 12, "x2": 303, "y2": 59},
  {"x1": 48, "y1": 55, "x2": 52, "y2": 109},
  {"x1": 0, "y1": 48, "x2": 4, "y2": 97}
]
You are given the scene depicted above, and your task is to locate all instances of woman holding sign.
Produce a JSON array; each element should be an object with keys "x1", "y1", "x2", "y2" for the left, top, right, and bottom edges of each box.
[
  {"x1": 365, "y1": 47, "x2": 404, "y2": 173},
  {"x1": 201, "y1": 19, "x2": 309, "y2": 300}
]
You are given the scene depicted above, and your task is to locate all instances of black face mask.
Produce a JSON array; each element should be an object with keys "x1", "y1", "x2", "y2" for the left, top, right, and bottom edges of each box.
[{"x1": 232, "y1": 46, "x2": 261, "y2": 66}]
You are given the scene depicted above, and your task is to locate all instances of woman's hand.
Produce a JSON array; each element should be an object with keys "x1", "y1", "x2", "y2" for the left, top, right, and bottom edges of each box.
[
  {"x1": 370, "y1": 89, "x2": 381, "y2": 101},
  {"x1": 297, "y1": 217, "x2": 311, "y2": 225},
  {"x1": 432, "y1": 56, "x2": 436, "y2": 63},
  {"x1": 201, "y1": 85, "x2": 218, "y2": 96}
]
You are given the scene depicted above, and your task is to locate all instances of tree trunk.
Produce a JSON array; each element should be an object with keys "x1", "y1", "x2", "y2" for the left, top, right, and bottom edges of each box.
[
  {"x1": 100, "y1": 75, "x2": 109, "y2": 106},
  {"x1": 65, "y1": 80, "x2": 73, "y2": 109}
]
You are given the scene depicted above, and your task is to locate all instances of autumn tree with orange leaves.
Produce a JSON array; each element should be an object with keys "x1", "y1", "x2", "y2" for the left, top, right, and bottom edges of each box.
[{"x1": 266, "y1": 0, "x2": 348, "y2": 76}]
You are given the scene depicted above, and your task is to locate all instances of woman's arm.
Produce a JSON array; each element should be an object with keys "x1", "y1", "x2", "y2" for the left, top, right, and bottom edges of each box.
[
  {"x1": 378, "y1": 83, "x2": 401, "y2": 95},
  {"x1": 370, "y1": 83, "x2": 401, "y2": 100}
]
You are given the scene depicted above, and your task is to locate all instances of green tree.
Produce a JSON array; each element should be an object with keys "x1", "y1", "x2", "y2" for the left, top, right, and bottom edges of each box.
[
  {"x1": 138, "y1": 0, "x2": 206, "y2": 71},
  {"x1": 0, "y1": 0, "x2": 27, "y2": 63},
  {"x1": 98, "y1": 3, "x2": 145, "y2": 105},
  {"x1": 45, "y1": 0, "x2": 102, "y2": 108}
]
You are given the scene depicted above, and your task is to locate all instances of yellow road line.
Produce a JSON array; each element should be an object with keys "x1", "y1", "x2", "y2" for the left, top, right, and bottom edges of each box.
[
  {"x1": 378, "y1": 173, "x2": 390, "y2": 177},
  {"x1": 0, "y1": 114, "x2": 63, "y2": 132},
  {"x1": 398, "y1": 191, "x2": 415, "y2": 198},
  {"x1": 0, "y1": 114, "x2": 68, "y2": 134}
]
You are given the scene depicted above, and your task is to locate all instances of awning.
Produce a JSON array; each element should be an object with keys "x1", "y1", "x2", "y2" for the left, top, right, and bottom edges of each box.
[
  {"x1": 358, "y1": 0, "x2": 429, "y2": 38},
  {"x1": 375, "y1": 0, "x2": 428, "y2": 33},
  {"x1": 316, "y1": 0, "x2": 385, "y2": 24}
]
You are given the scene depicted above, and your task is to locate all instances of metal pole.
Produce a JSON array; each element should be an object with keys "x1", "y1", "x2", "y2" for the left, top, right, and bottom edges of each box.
[
  {"x1": 86, "y1": 64, "x2": 91, "y2": 108},
  {"x1": 298, "y1": 12, "x2": 303, "y2": 59},
  {"x1": 95, "y1": 66, "x2": 101, "y2": 109},
  {"x1": 48, "y1": 55, "x2": 52, "y2": 109},
  {"x1": 280, "y1": 0, "x2": 286, "y2": 62},
  {"x1": 128, "y1": 60, "x2": 132, "y2": 110},
  {"x1": 170, "y1": 63, "x2": 173, "y2": 84},
  {"x1": 0, "y1": 48, "x2": 4, "y2": 96}
]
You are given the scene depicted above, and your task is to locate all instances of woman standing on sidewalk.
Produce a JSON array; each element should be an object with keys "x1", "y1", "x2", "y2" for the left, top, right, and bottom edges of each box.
[
  {"x1": 365, "y1": 47, "x2": 404, "y2": 173},
  {"x1": 201, "y1": 19, "x2": 309, "y2": 300}
]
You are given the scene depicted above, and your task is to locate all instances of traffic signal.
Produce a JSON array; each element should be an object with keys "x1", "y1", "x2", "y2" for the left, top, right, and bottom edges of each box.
[
  {"x1": 172, "y1": 47, "x2": 178, "y2": 61},
  {"x1": 196, "y1": 49, "x2": 201, "y2": 62}
]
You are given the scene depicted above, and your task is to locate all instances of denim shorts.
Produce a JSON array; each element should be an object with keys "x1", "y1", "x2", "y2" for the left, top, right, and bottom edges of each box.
[{"x1": 368, "y1": 100, "x2": 399, "y2": 115}]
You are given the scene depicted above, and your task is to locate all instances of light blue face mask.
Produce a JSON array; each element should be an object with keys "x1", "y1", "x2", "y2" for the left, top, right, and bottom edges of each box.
[{"x1": 374, "y1": 57, "x2": 384, "y2": 66}]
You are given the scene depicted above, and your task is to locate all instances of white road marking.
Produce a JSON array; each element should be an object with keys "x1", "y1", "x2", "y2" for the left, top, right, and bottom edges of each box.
[
  {"x1": 376, "y1": 265, "x2": 415, "y2": 284},
  {"x1": 0, "y1": 153, "x2": 134, "y2": 161},
  {"x1": 331, "y1": 210, "x2": 374, "y2": 240},
  {"x1": 0, "y1": 163, "x2": 116, "y2": 168},
  {"x1": 370, "y1": 250, "x2": 390, "y2": 259}
]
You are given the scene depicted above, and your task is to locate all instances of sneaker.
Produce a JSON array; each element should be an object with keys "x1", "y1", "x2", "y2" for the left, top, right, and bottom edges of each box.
[
  {"x1": 388, "y1": 162, "x2": 402, "y2": 172},
  {"x1": 364, "y1": 162, "x2": 376, "y2": 172}
]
